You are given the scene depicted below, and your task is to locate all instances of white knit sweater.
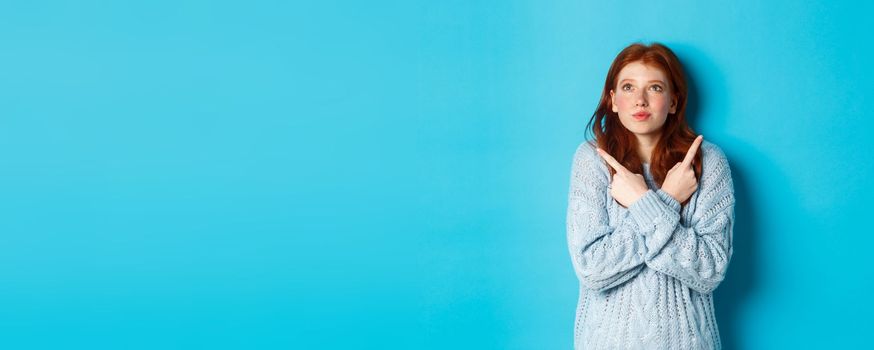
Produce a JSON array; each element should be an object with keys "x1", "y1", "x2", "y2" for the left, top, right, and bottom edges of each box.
[{"x1": 566, "y1": 140, "x2": 735, "y2": 350}]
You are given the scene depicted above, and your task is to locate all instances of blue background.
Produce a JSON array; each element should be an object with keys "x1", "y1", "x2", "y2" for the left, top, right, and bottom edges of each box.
[{"x1": 1, "y1": 1, "x2": 871, "y2": 349}]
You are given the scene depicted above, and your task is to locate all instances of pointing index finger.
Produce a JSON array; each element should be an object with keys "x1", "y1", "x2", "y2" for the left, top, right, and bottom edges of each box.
[
  {"x1": 596, "y1": 148, "x2": 630, "y2": 174},
  {"x1": 682, "y1": 135, "x2": 703, "y2": 167}
]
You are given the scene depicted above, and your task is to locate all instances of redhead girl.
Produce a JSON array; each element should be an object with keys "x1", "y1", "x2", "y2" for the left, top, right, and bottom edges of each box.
[{"x1": 566, "y1": 42, "x2": 735, "y2": 350}]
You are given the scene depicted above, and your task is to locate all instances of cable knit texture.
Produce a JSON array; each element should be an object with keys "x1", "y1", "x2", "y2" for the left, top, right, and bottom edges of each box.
[{"x1": 566, "y1": 139, "x2": 735, "y2": 350}]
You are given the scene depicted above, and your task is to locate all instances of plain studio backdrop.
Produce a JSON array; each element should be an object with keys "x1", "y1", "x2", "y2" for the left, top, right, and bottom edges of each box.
[{"x1": 1, "y1": 1, "x2": 871, "y2": 349}]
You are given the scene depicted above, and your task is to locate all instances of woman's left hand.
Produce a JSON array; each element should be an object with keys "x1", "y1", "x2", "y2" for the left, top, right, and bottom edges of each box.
[{"x1": 596, "y1": 148, "x2": 650, "y2": 208}]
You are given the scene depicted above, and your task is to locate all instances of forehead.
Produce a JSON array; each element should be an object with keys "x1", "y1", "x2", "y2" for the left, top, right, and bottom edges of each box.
[{"x1": 616, "y1": 61, "x2": 669, "y2": 83}]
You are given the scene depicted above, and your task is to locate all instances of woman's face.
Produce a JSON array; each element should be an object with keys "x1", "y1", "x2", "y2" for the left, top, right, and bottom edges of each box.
[{"x1": 609, "y1": 61, "x2": 677, "y2": 139}]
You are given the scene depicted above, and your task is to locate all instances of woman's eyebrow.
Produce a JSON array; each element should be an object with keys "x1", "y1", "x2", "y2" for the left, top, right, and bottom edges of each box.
[{"x1": 619, "y1": 78, "x2": 666, "y2": 84}]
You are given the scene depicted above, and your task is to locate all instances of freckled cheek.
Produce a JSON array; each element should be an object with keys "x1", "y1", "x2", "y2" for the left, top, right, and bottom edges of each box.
[
  {"x1": 648, "y1": 96, "x2": 670, "y2": 110},
  {"x1": 614, "y1": 95, "x2": 635, "y2": 110}
]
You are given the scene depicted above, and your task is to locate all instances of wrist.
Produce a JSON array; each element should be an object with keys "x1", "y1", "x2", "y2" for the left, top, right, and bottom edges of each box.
[
  {"x1": 624, "y1": 189, "x2": 650, "y2": 208},
  {"x1": 627, "y1": 190, "x2": 664, "y2": 229},
  {"x1": 655, "y1": 188, "x2": 682, "y2": 213},
  {"x1": 660, "y1": 187, "x2": 678, "y2": 201}
]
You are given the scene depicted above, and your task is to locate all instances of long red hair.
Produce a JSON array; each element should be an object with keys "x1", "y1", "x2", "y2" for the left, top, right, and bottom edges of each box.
[{"x1": 585, "y1": 42, "x2": 702, "y2": 207}]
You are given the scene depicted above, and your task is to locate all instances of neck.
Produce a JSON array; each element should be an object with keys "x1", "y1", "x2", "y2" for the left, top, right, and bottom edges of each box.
[{"x1": 635, "y1": 132, "x2": 661, "y2": 164}]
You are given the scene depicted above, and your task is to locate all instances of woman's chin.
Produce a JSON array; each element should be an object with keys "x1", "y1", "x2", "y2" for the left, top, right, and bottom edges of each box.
[
  {"x1": 622, "y1": 121, "x2": 666, "y2": 135},
  {"x1": 627, "y1": 127, "x2": 664, "y2": 138}
]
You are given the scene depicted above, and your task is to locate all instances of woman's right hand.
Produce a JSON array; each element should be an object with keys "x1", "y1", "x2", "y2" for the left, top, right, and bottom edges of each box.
[{"x1": 661, "y1": 135, "x2": 703, "y2": 204}]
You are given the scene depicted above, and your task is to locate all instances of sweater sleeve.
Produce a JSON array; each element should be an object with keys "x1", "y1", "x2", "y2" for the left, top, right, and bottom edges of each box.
[
  {"x1": 566, "y1": 143, "x2": 648, "y2": 292},
  {"x1": 625, "y1": 146, "x2": 736, "y2": 294}
]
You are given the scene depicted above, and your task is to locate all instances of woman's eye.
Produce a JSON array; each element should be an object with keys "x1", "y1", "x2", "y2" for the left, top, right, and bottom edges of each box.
[
  {"x1": 650, "y1": 85, "x2": 663, "y2": 92},
  {"x1": 622, "y1": 84, "x2": 632, "y2": 91}
]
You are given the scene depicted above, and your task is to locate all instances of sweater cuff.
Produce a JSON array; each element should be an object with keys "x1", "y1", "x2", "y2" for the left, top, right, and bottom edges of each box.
[
  {"x1": 628, "y1": 190, "x2": 674, "y2": 230},
  {"x1": 655, "y1": 189, "x2": 681, "y2": 213}
]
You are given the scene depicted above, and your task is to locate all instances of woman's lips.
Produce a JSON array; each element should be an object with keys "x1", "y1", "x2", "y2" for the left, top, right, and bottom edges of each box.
[{"x1": 632, "y1": 112, "x2": 651, "y2": 121}]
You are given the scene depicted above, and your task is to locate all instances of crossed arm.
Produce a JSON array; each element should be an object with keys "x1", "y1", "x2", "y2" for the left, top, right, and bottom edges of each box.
[{"x1": 566, "y1": 144, "x2": 736, "y2": 294}]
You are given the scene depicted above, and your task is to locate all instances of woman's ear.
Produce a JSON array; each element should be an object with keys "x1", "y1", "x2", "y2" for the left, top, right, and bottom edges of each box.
[
  {"x1": 669, "y1": 95, "x2": 677, "y2": 114},
  {"x1": 610, "y1": 90, "x2": 617, "y2": 113}
]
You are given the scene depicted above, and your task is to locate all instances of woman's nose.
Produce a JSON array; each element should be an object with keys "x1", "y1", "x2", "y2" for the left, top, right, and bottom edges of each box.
[{"x1": 635, "y1": 92, "x2": 648, "y2": 107}]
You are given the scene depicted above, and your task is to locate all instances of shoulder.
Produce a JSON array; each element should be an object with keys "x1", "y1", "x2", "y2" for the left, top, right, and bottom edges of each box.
[
  {"x1": 699, "y1": 140, "x2": 733, "y2": 186},
  {"x1": 570, "y1": 139, "x2": 608, "y2": 175},
  {"x1": 701, "y1": 140, "x2": 727, "y2": 162},
  {"x1": 572, "y1": 139, "x2": 603, "y2": 167},
  {"x1": 573, "y1": 139, "x2": 599, "y2": 160},
  {"x1": 700, "y1": 140, "x2": 730, "y2": 169}
]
